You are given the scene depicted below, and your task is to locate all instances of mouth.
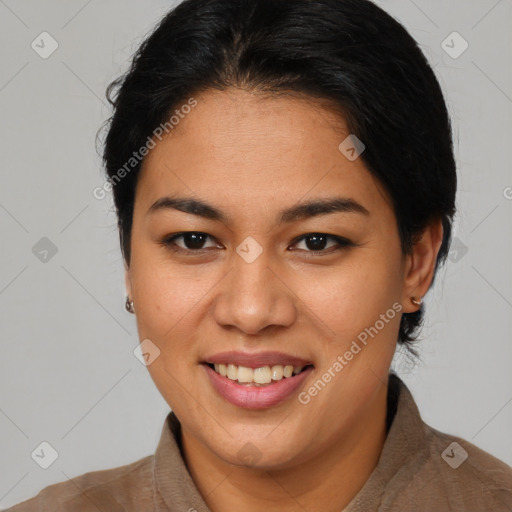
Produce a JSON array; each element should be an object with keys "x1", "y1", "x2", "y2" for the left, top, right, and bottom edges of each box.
[
  {"x1": 204, "y1": 362, "x2": 314, "y2": 386},
  {"x1": 200, "y1": 352, "x2": 315, "y2": 409}
]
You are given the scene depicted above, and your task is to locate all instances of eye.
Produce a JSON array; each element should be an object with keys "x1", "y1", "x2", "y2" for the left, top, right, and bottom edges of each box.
[
  {"x1": 290, "y1": 233, "x2": 355, "y2": 254},
  {"x1": 160, "y1": 232, "x2": 219, "y2": 253},
  {"x1": 159, "y1": 231, "x2": 355, "y2": 255}
]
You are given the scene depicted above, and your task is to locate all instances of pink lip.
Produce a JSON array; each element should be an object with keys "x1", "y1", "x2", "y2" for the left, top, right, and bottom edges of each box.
[
  {"x1": 202, "y1": 364, "x2": 314, "y2": 409},
  {"x1": 203, "y1": 350, "x2": 312, "y2": 368}
]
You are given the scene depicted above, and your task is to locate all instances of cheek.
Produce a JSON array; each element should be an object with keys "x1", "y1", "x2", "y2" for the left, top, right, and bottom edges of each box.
[
  {"x1": 129, "y1": 238, "x2": 204, "y2": 328},
  {"x1": 132, "y1": 269, "x2": 207, "y2": 345},
  {"x1": 129, "y1": 253, "x2": 233, "y2": 395},
  {"x1": 129, "y1": 259, "x2": 209, "y2": 408},
  {"x1": 303, "y1": 250, "x2": 403, "y2": 343}
]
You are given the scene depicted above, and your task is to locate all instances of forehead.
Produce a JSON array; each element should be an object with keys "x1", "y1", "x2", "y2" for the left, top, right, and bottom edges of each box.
[
  {"x1": 158, "y1": 88, "x2": 350, "y2": 159},
  {"x1": 134, "y1": 88, "x2": 391, "y2": 222}
]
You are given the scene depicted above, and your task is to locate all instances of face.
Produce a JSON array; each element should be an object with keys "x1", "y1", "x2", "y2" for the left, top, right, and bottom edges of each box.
[{"x1": 125, "y1": 88, "x2": 426, "y2": 469}]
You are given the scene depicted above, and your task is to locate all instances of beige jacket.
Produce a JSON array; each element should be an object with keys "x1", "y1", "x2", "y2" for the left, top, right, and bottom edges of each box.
[{"x1": 5, "y1": 375, "x2": 512, "y2": 511}]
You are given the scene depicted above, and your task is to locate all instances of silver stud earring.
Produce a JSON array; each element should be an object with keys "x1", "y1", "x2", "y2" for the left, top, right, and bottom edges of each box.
[
  {"x1": 125, "y1": 296, "x2": 135, "y2": 314},
  {"x1": 411, "y1": 296, "x2": 422, "y2": 307}
]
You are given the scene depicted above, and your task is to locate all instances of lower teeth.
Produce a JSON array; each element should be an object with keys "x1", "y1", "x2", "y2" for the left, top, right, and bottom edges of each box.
[
  {"x1": 237, "y1": 381, "x2": 275, "y2": 386},
  {"x1": 231, "y1": 370, "x2": 306, "y2": 386}
]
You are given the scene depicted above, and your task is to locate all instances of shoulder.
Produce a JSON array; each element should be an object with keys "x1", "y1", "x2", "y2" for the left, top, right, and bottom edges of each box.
[
  {"x1": 401, "y1": 423, "x2": 512, "y2": 511},
  {"x1": 427, "y1": 424, "x2": 512, "y2": 481},
  {"x1": 381, "y1": 376, "x2": 512, "y2": 511},
  {"x1": 3, "y1": 454, "x2": 155, "y2": 512}
]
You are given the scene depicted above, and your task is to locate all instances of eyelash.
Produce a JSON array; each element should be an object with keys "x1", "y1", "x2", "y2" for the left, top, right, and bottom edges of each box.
[{"x1": 159, "y1": 231, "x2": 355, "y2": 256}]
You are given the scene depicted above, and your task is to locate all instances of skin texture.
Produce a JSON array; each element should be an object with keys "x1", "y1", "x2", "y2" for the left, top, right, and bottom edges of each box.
[{"x1": 125, "y1": 88, "x2": 443, "y2": 512}]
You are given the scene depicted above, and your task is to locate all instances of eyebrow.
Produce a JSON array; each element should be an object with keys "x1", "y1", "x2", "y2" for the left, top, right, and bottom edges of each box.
[{"x1": 147, "y1": 195, "x2": 369, "y2": 224}]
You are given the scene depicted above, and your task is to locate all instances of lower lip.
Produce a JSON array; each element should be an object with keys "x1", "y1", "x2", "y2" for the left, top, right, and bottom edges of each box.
[{"x1": 202, "y1": 364, "x2": 313, "y2": 409}]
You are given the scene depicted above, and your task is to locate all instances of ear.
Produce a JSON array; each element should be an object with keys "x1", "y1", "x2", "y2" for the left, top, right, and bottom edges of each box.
[
  {"x1": 124, "y1": 262, "x2": 132, "y2": 299},
  {"x1": 401, "y1": 218, "x2": 444, "y2": 313}
]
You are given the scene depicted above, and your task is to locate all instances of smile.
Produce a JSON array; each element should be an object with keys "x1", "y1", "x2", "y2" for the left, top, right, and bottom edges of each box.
[
  {"x1": 202, "y1": 362, "x2": 314, "y2": 409},
  {"x1": 208, "y1": 363, "x2": 310, "y2": 385}
]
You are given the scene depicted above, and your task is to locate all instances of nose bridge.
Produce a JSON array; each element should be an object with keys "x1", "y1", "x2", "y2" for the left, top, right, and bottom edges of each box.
[
  {"x1": 233, "y1": 256, "x2": 268, "y2": 304},
  {"x1": 213, "y1": 239, "x2": 296, "y2": 334}
]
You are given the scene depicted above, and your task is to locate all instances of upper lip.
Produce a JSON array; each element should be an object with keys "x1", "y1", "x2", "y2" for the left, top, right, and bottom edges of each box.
[{"x1": 203, "y1": 351, "x2": 313, "y2": 368}]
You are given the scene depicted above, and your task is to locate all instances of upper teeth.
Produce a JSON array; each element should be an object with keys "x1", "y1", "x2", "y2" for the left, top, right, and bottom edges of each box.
[{"x1": 213, "y1": 363, "x2": 304, "y2": 384}]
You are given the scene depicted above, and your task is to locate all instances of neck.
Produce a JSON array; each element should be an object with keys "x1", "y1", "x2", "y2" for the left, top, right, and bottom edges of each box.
[{"x1": 181, "y1": 383, "x2": 389, "y2": 512}]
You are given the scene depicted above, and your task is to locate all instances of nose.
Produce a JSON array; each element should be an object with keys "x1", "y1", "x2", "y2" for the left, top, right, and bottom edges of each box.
[{"x1": 213, "y1": 247, "x2": 297, "y2": 335}]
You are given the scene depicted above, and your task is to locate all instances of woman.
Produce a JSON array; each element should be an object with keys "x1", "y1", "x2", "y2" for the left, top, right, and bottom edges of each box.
[{"x1": 7, "y1": 0, "x2": 512, "y2": 510}]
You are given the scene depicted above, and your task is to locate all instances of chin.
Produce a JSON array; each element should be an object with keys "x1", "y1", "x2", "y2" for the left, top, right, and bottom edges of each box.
[{"x1": 204, "y1": 429, "x2": 310, "y2": 471}]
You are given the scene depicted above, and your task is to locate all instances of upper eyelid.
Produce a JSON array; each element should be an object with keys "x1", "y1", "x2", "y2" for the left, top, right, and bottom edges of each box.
[{"x1": 164, "y1": 232, "x2": 352, "y2": 250}]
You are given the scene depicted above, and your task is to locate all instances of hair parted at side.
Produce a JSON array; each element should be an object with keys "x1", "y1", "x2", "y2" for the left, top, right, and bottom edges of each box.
[{"x1": 100, "y1": 0, "x2": 457, "y2": 355}]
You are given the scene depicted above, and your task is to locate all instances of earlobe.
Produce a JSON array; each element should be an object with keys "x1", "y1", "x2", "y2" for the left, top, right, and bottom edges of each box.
[
  {"x1": 401, "y1": 218, "x2": 444, "y2": 313},
  {"x1": 124, "y1": 265, "x2": 132, "y2": 298},
  {"x1": 124, "y1": 267, "x2": 135, "y2": 314}
]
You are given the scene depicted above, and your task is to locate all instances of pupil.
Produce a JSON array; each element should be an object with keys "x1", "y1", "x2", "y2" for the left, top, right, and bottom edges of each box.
[
  {"x1": 306, "y1": 234, "x2": 327, "y2": 251},
  {"x1": 185, "y1": 232, "x2": 206, "y2": 249},
  {"x1": 183, "y1": 234, "x2": 329, "y2": 251}
]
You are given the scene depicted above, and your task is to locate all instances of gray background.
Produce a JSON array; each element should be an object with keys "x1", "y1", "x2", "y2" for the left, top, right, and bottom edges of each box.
[{"x1": 0, "y1": 0, "x2": 511, "y2": 508}]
